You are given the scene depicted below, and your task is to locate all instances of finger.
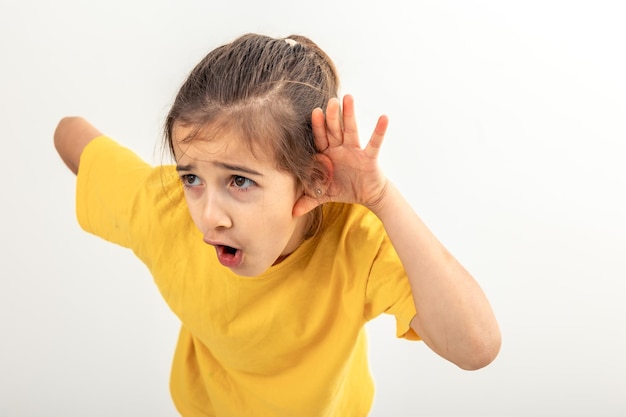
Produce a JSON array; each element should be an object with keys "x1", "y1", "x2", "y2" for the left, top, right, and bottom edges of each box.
[
  {"x1": 364, "y1": 115, "x2": 389, "y2": 160},
  {"x1": 325, "y1": 97, "x2": 343, "y2": 147},
  {"x1": 311, "y1": 107, "x2": 329, "y2": 152},
  {"x1": 341, "y1": 94, "x2": 360, "y2": 147}
]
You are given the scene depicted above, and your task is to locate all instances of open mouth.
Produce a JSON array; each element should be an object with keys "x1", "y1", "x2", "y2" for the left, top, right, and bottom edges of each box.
[{"x1": 215, "y1": 244, "x2": 243, "y2": 267}]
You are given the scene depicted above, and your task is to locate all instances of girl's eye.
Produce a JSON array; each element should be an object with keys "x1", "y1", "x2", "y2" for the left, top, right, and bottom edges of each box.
[
  {"x1": 181, "y1": 174, "x2": 201, "y2": 187},
  {"x1": 231, "y1": 175, "x2": 255, "y2": 189}
]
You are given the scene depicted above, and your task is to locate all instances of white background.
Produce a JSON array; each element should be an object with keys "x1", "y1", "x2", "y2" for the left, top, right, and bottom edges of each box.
[{"x1": 1, "y1": 0, "x2": 625, "y2": 416}]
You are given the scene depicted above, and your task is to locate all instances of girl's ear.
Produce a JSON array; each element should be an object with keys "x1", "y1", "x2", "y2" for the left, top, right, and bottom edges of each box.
[
  {"x1": 307, "y1": 153, "x2": 333, "y2": 195},
  {"x1": 292, "y1": 153, "x2": 333, "y2": 217}
]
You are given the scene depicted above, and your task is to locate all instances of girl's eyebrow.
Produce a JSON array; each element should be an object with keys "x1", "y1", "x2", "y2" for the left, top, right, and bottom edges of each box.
[
  {"x1": 176, "y1": 162, "x2": 263, "y2": 176},
  {"x1": 175, "y1": 163, "x2": 194, "y2": 173},
  {"x1": 216, "y1": 162, "x2": 263, "y2": 176}
]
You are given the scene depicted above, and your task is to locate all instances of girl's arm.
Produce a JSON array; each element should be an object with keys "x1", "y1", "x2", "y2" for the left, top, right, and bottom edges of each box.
[
  {"x1": 300, "y1": 95, "x2": 501, "y2": 370},
  {"x1": 371, "y1": 181, "x2": 501, "y2": 370},
  {"x1": 54, "y1": 117, "x2": 103, "y2": 175}
]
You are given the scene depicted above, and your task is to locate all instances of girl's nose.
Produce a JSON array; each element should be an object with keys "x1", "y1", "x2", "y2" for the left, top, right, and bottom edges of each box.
[{"x1": 202, "y1": 192, "x2": 232, "y2": 230}]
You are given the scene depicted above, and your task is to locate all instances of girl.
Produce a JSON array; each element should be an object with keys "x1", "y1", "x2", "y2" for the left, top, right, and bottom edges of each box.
[{"x1": 54, "y1": 33, "x2": 500, "y2": 417}]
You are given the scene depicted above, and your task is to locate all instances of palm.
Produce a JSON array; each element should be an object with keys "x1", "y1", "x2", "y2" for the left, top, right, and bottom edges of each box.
[{"x1": 312, "y1": 95, "x2": 389, "y2": 208}]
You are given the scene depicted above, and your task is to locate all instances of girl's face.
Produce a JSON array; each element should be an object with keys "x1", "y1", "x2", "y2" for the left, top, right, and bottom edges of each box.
[{"x1": 172, "y1": 125, "x2": 309, "y2": 277}]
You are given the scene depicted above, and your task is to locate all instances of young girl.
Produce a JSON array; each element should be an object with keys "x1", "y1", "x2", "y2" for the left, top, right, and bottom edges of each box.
[{"x1": 54, "y1": 33, "x2": 500, "y2": 416}]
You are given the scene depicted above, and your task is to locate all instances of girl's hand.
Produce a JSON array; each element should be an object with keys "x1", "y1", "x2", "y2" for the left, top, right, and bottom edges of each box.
[{"x1": 310, "y1": 94, "x2": 389, "y2": 211}]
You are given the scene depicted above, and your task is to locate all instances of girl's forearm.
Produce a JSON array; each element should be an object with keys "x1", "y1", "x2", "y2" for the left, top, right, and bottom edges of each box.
[{"x1": 370, "y1": 181, "x2": 501, "y2": 370}]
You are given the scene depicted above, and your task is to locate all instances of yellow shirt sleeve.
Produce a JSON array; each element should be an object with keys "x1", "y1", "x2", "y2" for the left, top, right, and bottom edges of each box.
[
  {"x1": 339, "y1": 204, "x2": 419, "y2": 341},
  {"x1": 367, "y1": 233, "x2": 420, "y2": 340},
  {"x1": 76, "y1": 136, "x2": 153, "y2": 248}
]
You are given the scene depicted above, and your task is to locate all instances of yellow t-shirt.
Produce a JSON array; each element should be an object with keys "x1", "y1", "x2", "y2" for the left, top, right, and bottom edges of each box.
[{"x1": 76, "y1": 136, "x2": 419, "y2": 417}]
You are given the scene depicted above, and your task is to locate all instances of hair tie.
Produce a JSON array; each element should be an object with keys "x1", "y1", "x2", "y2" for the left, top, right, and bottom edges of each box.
[{"x1": 284, "y1": 38, "x2": 298, "y2": 47}]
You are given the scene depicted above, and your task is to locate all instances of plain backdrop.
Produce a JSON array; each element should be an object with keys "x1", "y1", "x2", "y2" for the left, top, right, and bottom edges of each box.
[{"x1": 1, "y1": 0, "x2": 625, "y2": 416}]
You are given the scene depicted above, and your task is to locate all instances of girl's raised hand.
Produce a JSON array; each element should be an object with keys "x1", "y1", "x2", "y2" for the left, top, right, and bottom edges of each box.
[{"x1": 310, "y1": 94, "x2": 389, "y2": 210}]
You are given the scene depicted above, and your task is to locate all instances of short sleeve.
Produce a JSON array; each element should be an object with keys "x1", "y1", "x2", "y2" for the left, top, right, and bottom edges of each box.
[
  {"x1": 76, "y1": 136, "x2": 153, "y2": 248},
  {"x1": 363, "y1": 226, "x2": 420, "y2": 341}
]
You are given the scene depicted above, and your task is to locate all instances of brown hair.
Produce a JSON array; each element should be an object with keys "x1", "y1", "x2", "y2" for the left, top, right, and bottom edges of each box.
[{"x1": 164, "y1": 33, "x2": 340, "y2": 238}]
